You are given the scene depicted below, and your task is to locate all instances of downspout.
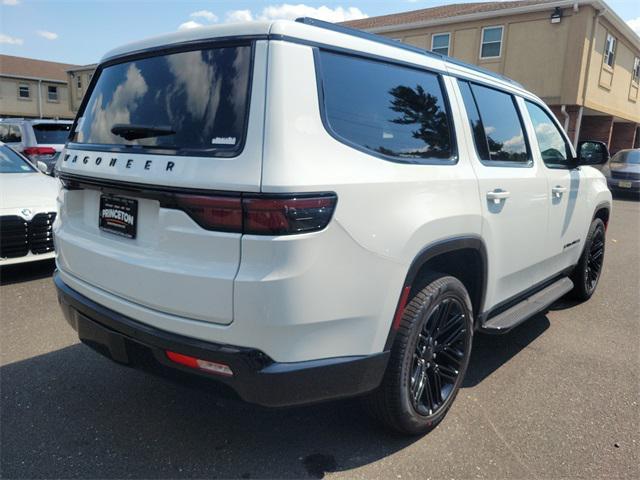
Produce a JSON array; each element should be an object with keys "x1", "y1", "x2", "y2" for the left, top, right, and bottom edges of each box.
[
  {"x1": 560, "y1": 105, "x2": 570, "y2": 133},
  {"x1": 37, "y1": 79, "x2": 43, "y2": 118}
]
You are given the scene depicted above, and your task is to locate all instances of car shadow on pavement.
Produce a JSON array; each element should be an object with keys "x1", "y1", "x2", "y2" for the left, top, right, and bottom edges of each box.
[
  {"x1": 0, "y1": 259, "x2": 56, "y2": 286},
  {"x1": 1, "y1": 314, "x2": 552, "y2": 479},
  {"x1": 463, "y1": 312, "x2": 550, "y2": 388},
  {"x1": 0, "y1": 343, "x2": 419, "y2": 479}
]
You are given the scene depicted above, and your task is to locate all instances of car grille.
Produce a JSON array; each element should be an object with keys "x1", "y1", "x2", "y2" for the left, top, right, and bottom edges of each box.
[
  {"x1": 0, "y1": 216, "x2": 29, "y2": 258},
  {"x1": 611, "y1": 170, "x2": 640, "y2": 181},
  {"x1": 0, "y1": 212, "x2": 56, "y2": 259},
  {"x1": 29, "y1": 212, "x2": 56, "y2": 254}
]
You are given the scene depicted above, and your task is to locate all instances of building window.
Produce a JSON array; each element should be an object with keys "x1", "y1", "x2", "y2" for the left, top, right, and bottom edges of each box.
[
  {"x1": 480, "y1": 26, "x2": 503, "y2": 59},
  {"x1": 47, "y1": 85, "x2": 58, "y2": 102},
  {"x1": 18, "y1": 84, "x2": 30, "y2": 99},
  {"x1": 633, "y1": 57, "x2": 640, "y2": 84},
  {"x1": 604, "y1": 33, "x2": 616, "y2": 68},
  {"x1": 76, "y1": 76, "x2": 82, "y2": 89},
  {"x1": 431, "y1": 33, "x2": 450, "y2": 56}
]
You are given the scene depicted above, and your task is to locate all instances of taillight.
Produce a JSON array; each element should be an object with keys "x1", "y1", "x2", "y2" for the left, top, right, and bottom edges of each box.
[
  {"x1": 243, "y1": 195, "x2": 337, "y2": 235},
  {"x1": 175, "y1": 195, "x2": 243, "y2": 233},
  {"x1": 23, "y1": 147, "x2": 56, "y2": 158},
  {"x1": 172, "y1": 193, "x2": 337, "y2": 235}
]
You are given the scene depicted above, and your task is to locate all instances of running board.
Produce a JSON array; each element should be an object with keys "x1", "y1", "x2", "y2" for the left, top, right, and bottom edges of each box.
[{"x1": 480, "y1": 277, "x2": 574, "y2": 334}]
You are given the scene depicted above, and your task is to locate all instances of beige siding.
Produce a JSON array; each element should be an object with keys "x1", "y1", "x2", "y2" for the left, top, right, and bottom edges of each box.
[
  {"x1": 377, "y1": 5, "x2": 639, "y2": 123},
  {"x1": 583, "y1": 17, "x2": 640, "y2": 122},
  {"x1": 0, "y1": 77, "x2": 74, "y2": 119},
  {"x1": 67, "y1": 68, "x2": 95, "y2": 113}
]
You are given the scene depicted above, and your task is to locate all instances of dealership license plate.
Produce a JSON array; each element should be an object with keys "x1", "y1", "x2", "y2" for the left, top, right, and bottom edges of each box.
[
  {"x1": 99, "y1": 195, "x2": 138, "y2": 239},
  {"x1": 618, "y1": 180, "x2": 632, "y2": 189}
]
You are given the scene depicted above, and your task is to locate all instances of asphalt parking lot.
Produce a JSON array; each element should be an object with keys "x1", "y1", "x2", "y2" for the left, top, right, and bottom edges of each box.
[{"x1": 1, "y1": 196, "x2": 639, "y2": 479}]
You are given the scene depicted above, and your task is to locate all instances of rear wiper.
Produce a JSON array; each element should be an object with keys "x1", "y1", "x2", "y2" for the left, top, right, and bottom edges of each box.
[{"x1": 111, "y1": 124, "x2": 175, "y2": 141}]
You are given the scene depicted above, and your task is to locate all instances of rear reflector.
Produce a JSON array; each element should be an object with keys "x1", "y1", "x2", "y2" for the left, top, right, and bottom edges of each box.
[
  {"x1": 166, "y1": 350, "x2": 234, "y2": 377},
  {"x1": 392, "y1": 286, "x2": 412, "y2": 331}
]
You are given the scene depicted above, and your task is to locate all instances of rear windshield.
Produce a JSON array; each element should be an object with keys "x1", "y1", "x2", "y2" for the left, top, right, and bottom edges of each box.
[
  {"x1": 71, "y1": 44, "x2": 252, "y2": 156},
  {"x1": 612, "y1": 150, "x2": 640, "y2": 165},
  {"x1": 0, "y1": 145, "x2": 35, "y2": 173},
  {"x1": 33, "y1": 123, "x2": 71, "y2": 144}
]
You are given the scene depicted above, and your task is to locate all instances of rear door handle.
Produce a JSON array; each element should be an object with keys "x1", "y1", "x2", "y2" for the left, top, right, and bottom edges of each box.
[
  {"x1": 552, "y1": 185, "x2": 568, "y2": 197},
  {"x1": 486, "y1": 189, "x2": 510, "y2": 204}
]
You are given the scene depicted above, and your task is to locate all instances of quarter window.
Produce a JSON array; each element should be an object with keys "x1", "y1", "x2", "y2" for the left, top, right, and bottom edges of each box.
[
  {"x1": 480, "y1": 26, "x2": 503, "y2": 59},
  {"x1": 47, "y1": 85, "x2": 58, "y2": 102},
  {"x1": 525, "y1": 101, "x2": 571, "y2": 168},
  {"x1": 0, "y1": 124, "x2": 22, "y2": 143},
  {"x1": 317, "y1": 51, "x2": 454, "y2": 163},
  {"x1": 18, "y1": 84, "x2": 30, "y2": 99},
  {"x1": 604, "y1": 33, "x2": 616, "y2": 68},
  {"x1": 458, "y1": 81, "x2": 530, "y2": 165},
  {"x1": 431, "y1": 33, "x2": 450, "y2": 56}
]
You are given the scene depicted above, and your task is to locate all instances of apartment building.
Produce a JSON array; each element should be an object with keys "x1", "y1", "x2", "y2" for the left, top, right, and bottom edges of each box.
[
  {"x1": 67, "y1": 64, "x2": 97, "y2": 113},
  {"x1": 0, "y1": 54, "x2": 78, "y2": 119},
  {"x1": 344, "y1": 0, "x2": 640, "y2": 152}
]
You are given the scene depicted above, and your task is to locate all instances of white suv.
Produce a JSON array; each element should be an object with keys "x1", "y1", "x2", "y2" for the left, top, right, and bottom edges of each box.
[{"x1": 54, "y1": 19, "x2": 612, "y2": 434}]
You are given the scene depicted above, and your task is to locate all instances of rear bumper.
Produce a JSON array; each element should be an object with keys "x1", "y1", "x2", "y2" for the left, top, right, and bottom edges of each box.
[
  {"x1": 607, "y1": 177, "x2": 640, "y2": 193},
  {"x1": 54, "y1": 271, "x2": 388, "y2": 407}
]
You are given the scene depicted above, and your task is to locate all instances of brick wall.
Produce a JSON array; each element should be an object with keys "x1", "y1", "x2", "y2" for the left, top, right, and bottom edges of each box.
[
  {"x1": 578, "y1": 115, "x2": 614, "y2": 147},
  {"x1": 609, "y1": 122, "x2": 638, "y2": 154}
]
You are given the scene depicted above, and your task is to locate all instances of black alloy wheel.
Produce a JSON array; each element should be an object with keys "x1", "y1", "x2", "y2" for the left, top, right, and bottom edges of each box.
[
  {"x1": 410, "y1": 297, "x2": 468, "y2": 416},
  {"x1": 365, "y1": 274, "x2": 473, "y2": 435},
  {"x1": 570, "y1": 217, "x2": 606, "y2": 301}
]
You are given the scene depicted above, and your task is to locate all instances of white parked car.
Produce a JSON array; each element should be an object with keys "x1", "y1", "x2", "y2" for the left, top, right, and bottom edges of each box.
[
  {"x1": 54, "y1": 19, "x2": 612, "y2": 434},
  {"x1": 0, "y1": 143, "x2": 57, "y2": 266},
  {"x1": 0, "y1": 119, "x2": 73, "y2": 175}
]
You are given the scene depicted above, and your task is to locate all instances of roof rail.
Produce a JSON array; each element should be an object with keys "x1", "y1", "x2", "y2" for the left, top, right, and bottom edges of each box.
[
  {"x1": 295, "y1": 17, "x2": 523, "y2": 88},
  {"x1": 295, "y1": 17, "x2": 442, "y2": 60}
]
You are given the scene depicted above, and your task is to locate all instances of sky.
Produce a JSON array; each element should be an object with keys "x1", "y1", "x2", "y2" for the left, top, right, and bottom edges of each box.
[{"x1": 1, "y1": 0, "x2": 639, "y2": 65}]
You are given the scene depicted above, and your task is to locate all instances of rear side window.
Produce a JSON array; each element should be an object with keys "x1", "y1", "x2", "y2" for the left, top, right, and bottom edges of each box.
[
  {"x1": 33, "y1": 123, "x2": 71, "y2": 144},
  {"x1": 458, "y1": 80, "x2": 530, "y2": 165},
  {"x1": 71, "y1": 44, "x2": 252, "y2": 157},
  {"x1": 317, "y1": 51, "x2": 454, "y2": 163}
]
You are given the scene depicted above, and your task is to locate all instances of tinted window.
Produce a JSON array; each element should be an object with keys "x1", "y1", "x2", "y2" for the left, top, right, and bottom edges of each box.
[
  {"x1": 33, "y1": 123, "x2": 71, "y2": 144},
  {"x1": 0, "y1": 145, "x2": 35, "y2": 173},
  {"x1": 318, "y1": 51, "x2": 453, "y2": 163},
  {"x1": 458, "y1": 81, "x2": 490, "y2": 160},
  {"x1": 470, "y1": 84, "x2": 529, "y2": 164},
  {"x1": 525, "y1": 101, "x2": 571, "y2": 168},
  {"x1": 72, "y1": 45, "x2": 252, "y2": 156}
]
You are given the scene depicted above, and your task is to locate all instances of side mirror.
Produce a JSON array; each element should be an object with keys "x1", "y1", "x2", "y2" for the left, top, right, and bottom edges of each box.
[
  {"x1": 577, "y1": 140, "x2": 610, "y2": 166},
  {"x1": 36, "y1": 160, "x2": 49, "y2": 174}
]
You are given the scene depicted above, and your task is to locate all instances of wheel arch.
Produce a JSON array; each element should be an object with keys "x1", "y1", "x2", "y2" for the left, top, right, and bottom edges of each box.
[
  {"x1": 592, "y1": 202, "x2": 611, "y2": 229},
  {"x1": 384, "y1": 236, "x2": 488, "y2": 350}
]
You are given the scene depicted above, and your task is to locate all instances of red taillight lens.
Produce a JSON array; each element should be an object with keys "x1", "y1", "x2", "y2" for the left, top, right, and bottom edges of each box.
[
  {"x1": 174, "y1": 194, "x2": 243, "y2": 232},
  {"x1": 243, "y1": 195, "x2": 337, "y2": 235},
  {"x1": 23, "y1": 147, "x2": 56, "y2": 158},
  {"x1": 166, "y1": 350, "x2": 234, "y2": 377},
  {"x1": 171, "y1": 193, "x2": 337, "y2": 235}
]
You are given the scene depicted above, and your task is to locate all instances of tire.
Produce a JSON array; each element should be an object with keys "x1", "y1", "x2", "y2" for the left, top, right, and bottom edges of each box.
[
  {"x1": 365, "y1": 273, "x2": 473, "y2": 435},
  {"x1": 569, "y1": 218, "x2": 606, "y2": 302}
]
